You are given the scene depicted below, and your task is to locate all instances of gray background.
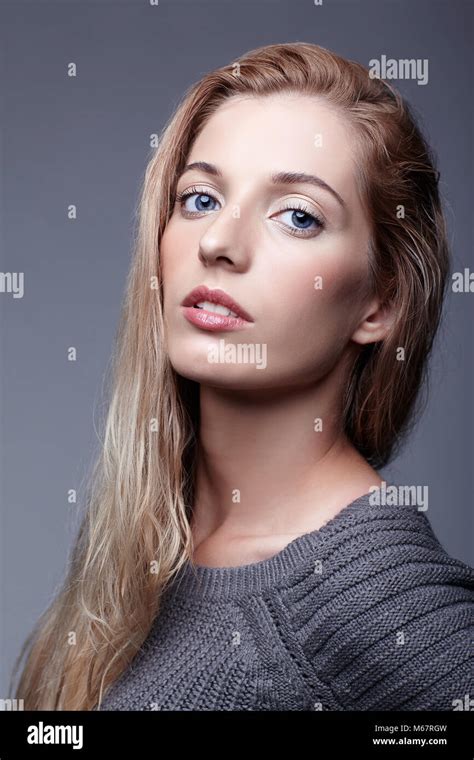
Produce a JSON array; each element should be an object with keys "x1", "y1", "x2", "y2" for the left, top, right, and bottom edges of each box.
[{"x1": 1, "y1": 0, "x2": 472, "y2": 696}]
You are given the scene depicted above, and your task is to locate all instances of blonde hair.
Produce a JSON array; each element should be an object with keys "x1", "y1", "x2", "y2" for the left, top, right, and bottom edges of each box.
[{"x1": 11, "y1": 42, "x2": 450, "y2": 709}]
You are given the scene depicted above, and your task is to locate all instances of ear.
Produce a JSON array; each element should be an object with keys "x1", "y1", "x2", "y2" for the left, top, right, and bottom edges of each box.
[{"x1": 351, "y1": 296, "x2": 395, "y2": 345}]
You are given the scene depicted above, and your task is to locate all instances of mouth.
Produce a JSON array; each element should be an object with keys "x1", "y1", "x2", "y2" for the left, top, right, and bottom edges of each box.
[{"x1": 181, "y1": 285, "x2": 254, "y2": 332}]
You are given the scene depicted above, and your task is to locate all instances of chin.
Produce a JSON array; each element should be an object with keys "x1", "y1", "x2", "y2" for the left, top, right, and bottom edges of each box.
[
  {"x1": 171, "y1": 361, "x2": 270, "y2": 390},
  {"x1": 167, "y1": 332, "x2": 266, "y2": 381}
]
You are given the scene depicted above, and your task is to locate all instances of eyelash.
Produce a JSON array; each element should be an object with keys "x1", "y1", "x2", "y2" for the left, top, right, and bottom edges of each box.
[{"x1": 174, "y1": 185, "x2": 326, "y2": 238}]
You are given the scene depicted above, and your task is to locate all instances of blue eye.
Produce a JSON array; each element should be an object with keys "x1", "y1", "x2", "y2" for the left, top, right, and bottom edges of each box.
[
  {"x1": 174, "y1": 186, "x2": 325, "y2": 238},
  {"x1": 293, "y1": 210, "x2": 313, "y2": 228},
  {"x1": 271, "y1": 201, "x2": 325, "y2": 238},
  {"x1": 176, "y1": 186, "x2": 221, "y2": 214},
  {"x1": 186, "y1": 193, "x2": 219, "y2": 212},
  {"x1": 276, "y1": 207, "x2": 323, "y2": 232}
]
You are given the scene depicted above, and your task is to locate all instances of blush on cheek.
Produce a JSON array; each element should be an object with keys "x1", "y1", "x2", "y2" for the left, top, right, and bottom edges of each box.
[{"x1": 318, "y1": 261, "x2": 370, "y2": 307}]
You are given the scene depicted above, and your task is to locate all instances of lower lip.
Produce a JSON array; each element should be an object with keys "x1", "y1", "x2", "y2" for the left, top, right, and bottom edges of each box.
[{"x1": 181, "y1": 306, "x2": 253, "y2": 332}]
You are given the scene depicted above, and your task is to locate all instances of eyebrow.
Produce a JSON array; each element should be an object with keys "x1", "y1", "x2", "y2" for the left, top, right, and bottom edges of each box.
[{"x1": 179, "y1": 161, "x2": 346, "y2": 210}]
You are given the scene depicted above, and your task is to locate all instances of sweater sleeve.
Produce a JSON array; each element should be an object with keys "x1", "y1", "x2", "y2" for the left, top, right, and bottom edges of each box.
[{"x1": 284, "y1": 509, "x2": 474, "y2": 711}]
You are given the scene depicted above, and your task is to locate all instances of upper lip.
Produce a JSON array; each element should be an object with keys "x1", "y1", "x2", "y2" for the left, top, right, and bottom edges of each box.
[{"x1": 181, "y1": 285, "x2": 254, "y2": 322}]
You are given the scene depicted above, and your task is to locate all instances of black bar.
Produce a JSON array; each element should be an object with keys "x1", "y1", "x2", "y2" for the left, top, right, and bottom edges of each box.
[{"x1": 0, "y1": 709, "x2": 472, "y2": 758}]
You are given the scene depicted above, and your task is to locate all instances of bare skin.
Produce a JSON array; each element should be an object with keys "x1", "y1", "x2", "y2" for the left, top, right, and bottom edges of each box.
[{"x1": 160, "y1": 93, "x2": 394, "y2": 567}]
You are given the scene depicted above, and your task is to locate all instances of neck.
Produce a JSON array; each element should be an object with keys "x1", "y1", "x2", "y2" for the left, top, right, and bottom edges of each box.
[{"x1": 191, "y1": 351, "x2": 381, "y2": 542}]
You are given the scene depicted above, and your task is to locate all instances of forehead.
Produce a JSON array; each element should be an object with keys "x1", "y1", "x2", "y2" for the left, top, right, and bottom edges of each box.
[{"x1": 187, "y1": 94, "x2": 359, "y2": 195}]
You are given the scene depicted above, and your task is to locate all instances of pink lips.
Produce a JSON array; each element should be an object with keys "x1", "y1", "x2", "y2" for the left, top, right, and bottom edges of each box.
[{"x1": 181, "y1": 285, "x2": 254, "y2": 332}]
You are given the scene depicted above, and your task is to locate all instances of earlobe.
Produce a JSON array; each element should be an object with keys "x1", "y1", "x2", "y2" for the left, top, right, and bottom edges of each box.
[{"x1": 351, "y1": 298, "x2": 395, "y2": 345}]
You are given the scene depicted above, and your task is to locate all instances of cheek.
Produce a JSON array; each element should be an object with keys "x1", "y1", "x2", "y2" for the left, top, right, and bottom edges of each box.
[
  {"x1": 159, "y1": 222, "x2": 192, "y2": 309},
  {"x1": 261, "y1": 255, "x2": 369, "y2": 377},
  {"x1": 270, "y1": 255, "x2": 367, "y2": 328},
  {"x1": 320, "y1": 253, "x2": 370, "y2": 307}
]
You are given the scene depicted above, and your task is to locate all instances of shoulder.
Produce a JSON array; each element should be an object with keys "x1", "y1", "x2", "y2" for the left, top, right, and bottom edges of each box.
[{"x1": 279, "y1": 502, "x2": 474, "y2": 710}]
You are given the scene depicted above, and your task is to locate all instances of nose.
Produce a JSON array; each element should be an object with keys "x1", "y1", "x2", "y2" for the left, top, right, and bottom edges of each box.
[{"x1": 197, "y1": 204, "x2": 252, "y2": 272}]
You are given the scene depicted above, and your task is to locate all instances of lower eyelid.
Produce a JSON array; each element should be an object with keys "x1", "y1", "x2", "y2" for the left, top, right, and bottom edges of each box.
[{"x1": 272, "y1": 219, "x2": 324, "y2": 239}]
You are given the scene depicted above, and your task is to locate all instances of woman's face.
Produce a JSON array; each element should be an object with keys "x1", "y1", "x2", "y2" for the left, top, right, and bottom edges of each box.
[{"x1": 160, "y1": 94, "x2": 379, "y2": 390}]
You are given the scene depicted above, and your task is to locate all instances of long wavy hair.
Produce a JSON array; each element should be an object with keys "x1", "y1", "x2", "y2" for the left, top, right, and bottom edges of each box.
[{"x1": 11, "y1": 42, "x2": 450, "y2": 710}]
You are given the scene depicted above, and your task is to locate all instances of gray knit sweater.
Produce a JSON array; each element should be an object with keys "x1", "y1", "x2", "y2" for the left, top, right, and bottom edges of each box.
[{"x1": 96, "y1": 492, "x2": 473, "y2": 711}]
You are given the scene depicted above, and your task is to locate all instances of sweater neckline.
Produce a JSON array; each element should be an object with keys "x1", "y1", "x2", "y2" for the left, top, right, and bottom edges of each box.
[{"x1": 167, "y1": 491, "x2": 375, "y2": 598}]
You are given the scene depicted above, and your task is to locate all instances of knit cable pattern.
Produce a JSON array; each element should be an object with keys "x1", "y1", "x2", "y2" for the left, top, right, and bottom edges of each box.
[{"x1": 97, "y1": 494, "x2": 473, "y2": 711}]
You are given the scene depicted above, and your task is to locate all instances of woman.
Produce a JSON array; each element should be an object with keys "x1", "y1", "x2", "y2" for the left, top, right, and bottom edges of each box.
[{"x1": 11, "y1": 42, "x2": 473, "y2": 711}]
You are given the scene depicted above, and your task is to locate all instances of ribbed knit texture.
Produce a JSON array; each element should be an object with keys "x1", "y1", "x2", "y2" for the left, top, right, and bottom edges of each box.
[{"x1": 96, "y1": 492, "x2": 474, "y2": 711}]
